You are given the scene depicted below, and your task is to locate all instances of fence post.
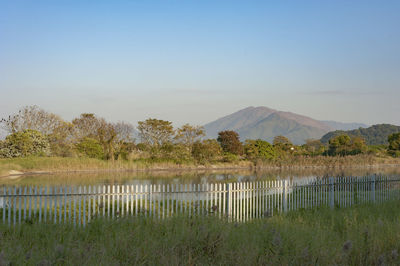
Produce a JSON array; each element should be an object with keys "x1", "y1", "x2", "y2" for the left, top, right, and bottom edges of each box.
[
  {"x1": 329, "y1": 177, "x2": 334, "y2": 209},
  {"x1": 371, "y1": 175, "x2": 376, "y2": 203},
  {"x1": 225, "y1": 183, "x2": 230, "y2": 220},
  {"x1": 283, "y1": 180, "x2": 287, "y2": 212}
]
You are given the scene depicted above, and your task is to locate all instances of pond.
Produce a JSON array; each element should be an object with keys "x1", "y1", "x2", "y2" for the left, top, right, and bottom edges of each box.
[{"x1": 1, "y1": 165, "x2": 399, "y2": 186}]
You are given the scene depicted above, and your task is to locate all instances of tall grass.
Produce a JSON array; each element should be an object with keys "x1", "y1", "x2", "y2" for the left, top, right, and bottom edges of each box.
[{"x1": 0, "y1": 201, "x2": 399, "y2": 265}]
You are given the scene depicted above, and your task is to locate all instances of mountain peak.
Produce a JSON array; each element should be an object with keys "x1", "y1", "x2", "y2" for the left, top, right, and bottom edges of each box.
[{"x1": 203, "y1": 106, "x2": 366, "y2": 144}]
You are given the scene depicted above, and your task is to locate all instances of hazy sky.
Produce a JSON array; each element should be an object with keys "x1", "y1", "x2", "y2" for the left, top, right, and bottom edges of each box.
[{"x1": 1, "y1": 0, "x2": 399, "y2": 127}]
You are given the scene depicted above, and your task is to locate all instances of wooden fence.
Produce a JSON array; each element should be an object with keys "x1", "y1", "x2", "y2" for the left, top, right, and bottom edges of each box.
[{"x1": 0, "y1": 175, "x2": 399, "y2": 226}]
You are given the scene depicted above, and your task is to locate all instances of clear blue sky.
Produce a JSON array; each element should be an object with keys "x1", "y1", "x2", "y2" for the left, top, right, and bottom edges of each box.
[{"x1": 1, "y1": 0, "x2": 399, "y2": 127}]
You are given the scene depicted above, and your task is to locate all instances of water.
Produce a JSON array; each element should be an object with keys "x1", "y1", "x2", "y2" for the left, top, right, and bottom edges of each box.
[
  {"x1": 1, "y1": 165, "x2": 399, "y2": 186},
  {"x1": 0, "y1": 166, "x2": 399, "y2": 226}
]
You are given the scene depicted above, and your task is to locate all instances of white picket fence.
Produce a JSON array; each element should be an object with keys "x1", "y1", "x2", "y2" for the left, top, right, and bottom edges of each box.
[{"x1": 0, "y1": 175, "x2": 399, "y2": 226}]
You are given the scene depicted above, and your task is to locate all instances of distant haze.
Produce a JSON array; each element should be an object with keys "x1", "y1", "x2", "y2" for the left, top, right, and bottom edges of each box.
[{"x1": 1, "y1": 1, "x2": 400, "y2": 127}]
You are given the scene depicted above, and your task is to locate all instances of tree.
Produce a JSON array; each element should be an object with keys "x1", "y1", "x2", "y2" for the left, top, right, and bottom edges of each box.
[
  {"x1": 137, "y1": 119, "x2": 174, "y2": 148},
  {"x1": 388, "y1": 133, "x2": 400, "y2": 157},
  {"x1": 192, "y1": 139, "x2": 222, "y2": 163},
  {"x1": 113, "y1": 122, "x2": 135, "y2": 160},
  {"x1": 217, "y1": 130, "x2": 243, "y2": 155},
  {"x1": 0, "y1": 129, "x2": 51, "y2": 158},
  {"x1": 303, "y1": 139, "x2": 326, "y2": 155},
  {"x1": 244, "y1": 139, "x2": 277, "y2": 160},
  {"x1": 273, "y1": 135, "x2": 291, "y2": 146},
  {"x1": 0, "y1": 105, "x2": 65, "y2": 135},
  {"x1": 72, "y1": 114, "x2": 134, "y2": 160},
  {"x1": 328, "y1": 135, "x2": 367, "y2": 156},
  {"x1": 75, "y1": 137, "x2": 104, "y2": 159},
  {"x1": 351, "y1": 136, "x2": 368, "y2": 154},
  {"x1": 72, "y1": 113, "x2": 102, "y2": 140},
  {"x1": 174, "y1": 124, "x2": 205, "y2": 152},
  {"x1": 328, "y1": 134, "x2": 352, "y2": 156}
]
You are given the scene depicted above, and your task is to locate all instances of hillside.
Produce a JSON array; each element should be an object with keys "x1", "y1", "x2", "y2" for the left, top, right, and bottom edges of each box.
[
  {"x1": 204, "y1": 106, "x2": 365, "y2": 144},
  {"x1": 203, "y1": 106, "x2": 276, "y2": 139},
  {"x1": 238, "y1": 112, "x2": 328, "y2": 144},
  {"x1": 320, "y1": 124, "x2": 400, "y2": 145}
]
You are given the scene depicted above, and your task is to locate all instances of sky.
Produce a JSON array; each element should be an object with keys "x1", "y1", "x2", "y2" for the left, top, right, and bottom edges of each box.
[{"x1": 1, "y1": 0, "x2": 399, "y2": 128}]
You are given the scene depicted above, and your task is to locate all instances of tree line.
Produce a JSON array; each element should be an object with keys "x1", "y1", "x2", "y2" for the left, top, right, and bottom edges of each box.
[{"x1": 1, "y1": 106, "x2": 399, "y2": 163}]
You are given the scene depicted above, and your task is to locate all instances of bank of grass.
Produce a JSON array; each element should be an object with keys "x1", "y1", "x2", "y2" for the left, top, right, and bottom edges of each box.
[
  {"x1": 0, "y1": 156, "x2": 252, "y2": 177},
  {"x1": 0, "y1": 201, "x2": 400, "y2": 265},
  {"x1": 1, "y1": 155, "x2": 399, "y2": 177},
  {"x1": 254, "y1": 154, "x2": 400, "y2": 169}
]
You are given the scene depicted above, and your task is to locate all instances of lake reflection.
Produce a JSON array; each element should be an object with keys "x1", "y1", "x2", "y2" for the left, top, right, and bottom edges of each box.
[{"x1": 1, "y1": 165, "x2": 399, "y2": 186}]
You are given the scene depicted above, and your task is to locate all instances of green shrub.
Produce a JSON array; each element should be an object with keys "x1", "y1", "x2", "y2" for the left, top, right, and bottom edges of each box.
[
  {"x1": 244, "y1": 139, "x2": 277, "y2": 161},
  {"x1": 0, "y1": 129, "x2": 51, "y2": 158},
  {"x1": 222, "y1": 152, "x2": 240, "y2": 162},
  {"x1": 75, "y1": 137, "x2": 104, "y2": 159},
  {"x1": 192, "y1": 139, "x2": 222, "y2": 163}
]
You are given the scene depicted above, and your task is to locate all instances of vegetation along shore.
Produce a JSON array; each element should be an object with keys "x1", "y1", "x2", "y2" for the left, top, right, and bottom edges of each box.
[
  {"x1": 1, "y1": 106, "x2": 400, "y2": 178},
  {"x1": 0, "y1": 200, "x2": 399, "y2": 265}
]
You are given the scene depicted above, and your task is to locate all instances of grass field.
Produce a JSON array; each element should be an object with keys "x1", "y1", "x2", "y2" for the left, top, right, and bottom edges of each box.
[{"x1": 0, "y1": 201, "x2": 399, "y2": 265}]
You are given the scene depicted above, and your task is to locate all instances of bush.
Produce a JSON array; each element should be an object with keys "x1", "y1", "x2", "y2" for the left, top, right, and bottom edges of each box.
[
  {"x1": 222, "y1": 152, "x2": 240, "y2": 162},
  {"x1": 388, "y1": 133, "x2": 400, "y2": 157},
  {"x1": 75, "y1": 137, "x2": 104, "y2": 159},
  {"x1": 217, "y1": 131, "x2": 243, "y2": 155},
  {"x1": 192, "y1": 139, "x2": 222, "y2": 163},
  {"x1": 244, "y1": 139, "x2": 277, "y2": 161},
  {"x1": 0, "y1": 129, "x2": 51, "y2": 158}
]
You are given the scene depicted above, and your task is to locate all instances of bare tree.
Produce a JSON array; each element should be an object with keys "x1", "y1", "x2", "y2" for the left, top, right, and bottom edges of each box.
[{"x1": 0, "y1": 105, "x2": 65, "y2": 135}]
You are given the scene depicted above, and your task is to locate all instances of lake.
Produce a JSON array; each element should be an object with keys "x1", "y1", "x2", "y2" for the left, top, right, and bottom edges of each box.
[{"x1": 1, "y1": 165, "x2": 399, "y2": 187}]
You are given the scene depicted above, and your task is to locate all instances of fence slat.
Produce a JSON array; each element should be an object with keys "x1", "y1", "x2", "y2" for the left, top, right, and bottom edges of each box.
[{"x1": 1, "y1": 175, "x2": 399, "y2": 226}]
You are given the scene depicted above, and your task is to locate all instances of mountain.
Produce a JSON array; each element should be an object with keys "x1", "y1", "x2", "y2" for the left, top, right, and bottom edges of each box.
[
  {"x1": 237, "y1": 112, "x2": 329, "y2": 144},
  {"x1": 203, "y1": 106, "x2": 276, "y2": 139},
  {"x1": 204, "y1": 106, "x2": 352, "y2": 144},
  {"x1": 320, "y1": 124, "x2": 400, "y2": 145},
  {"x1": 321, "y1": 120, "x2": 368, "y2": 131}
]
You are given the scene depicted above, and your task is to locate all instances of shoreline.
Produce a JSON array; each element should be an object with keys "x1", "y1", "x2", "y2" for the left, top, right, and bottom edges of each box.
[{"x1": 1, "y1": 162, "x2": 399, "y2": 179}]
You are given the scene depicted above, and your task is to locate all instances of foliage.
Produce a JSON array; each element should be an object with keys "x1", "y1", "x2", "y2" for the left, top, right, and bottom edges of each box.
[
  {"x1": 158, "y1": 143, "x2": 192, "y2": 163},
  {"x1": 0, "y1": 129, "x2": 51, "y2": 158},
  {"x1": 174, "y1": 124, "x2": 205, "y2": 152},
  {"x1": 222, "y1": 152, "x2": 240, "y2": 162},
  {"x1": 388, "y1": 133, "x2": 400, "y2": 157},
  {"x1": 137, "y1": 119, "x2": 174, "y2": 148},
  {"x1": 191, "y1": 139, "x2": 222, "y2": 163},
  {"x1": 217, "y1": 130, "x2": 243, "y2": 155},
  {"x1": 75, "y1": 138, "x2": 104, "y2": 159},
  {"x1": 321, "y1": 124, "x2": 400, "y2": 145},
  {"x1": 327, "y1": 135, "x2": 367, "y2": 156},
  {"x1": 244, "y1": 139, "x2": 277, "y2": 160},
  {"x1": 302, "y1": 139, "x2": 326, "y2": 155},
  {"x1": 273, "y1": 135, "x2": 294, "y2": 152},
  {"x1": 72, "y1": 114, "x2": 134, "y2": 160}
]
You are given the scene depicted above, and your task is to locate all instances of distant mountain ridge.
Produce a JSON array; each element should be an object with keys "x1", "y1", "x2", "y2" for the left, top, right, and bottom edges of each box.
[
  {"x1": 320, "y1": 124, "x2": 400, "y2": 145},
  {"x1": 321, "y1": 120, "x2": 368, "y2": 131},
  {"x1": 203, "y1": 106, "x2": 368, "y2": 144}
]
